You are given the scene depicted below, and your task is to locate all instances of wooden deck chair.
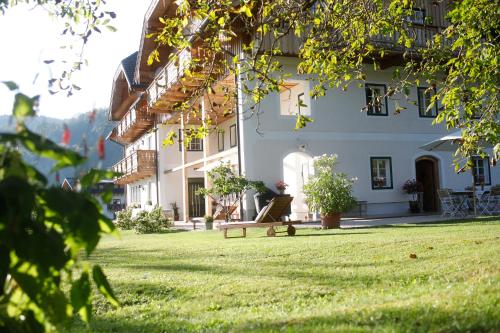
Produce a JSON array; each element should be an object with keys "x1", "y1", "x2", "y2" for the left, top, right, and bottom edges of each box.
[
  {"x1": 256, "y1": 196, "x2": 294, "y2": 223},
  {"x1": 213, "y1": 204, "x2": 238, "y2": 221}
]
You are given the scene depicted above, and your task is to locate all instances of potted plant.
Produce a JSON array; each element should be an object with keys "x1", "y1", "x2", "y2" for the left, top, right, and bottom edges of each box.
[
  {"x1": 402, "y1": 179, "x2": 423, "y2": 213},
  {"x1": 170, "y1": 202, "x2": 180, "y2": 221},
  {"x1": 303, "y1": 154, "x2": 357, "y2": 229},
  {"x1": 197, "y1": 163, "x2": 265, "y2": 223},
  {"x1": 275, "y1": 180, "x2": 289, "y2": 195},
  {"x1": 204, "y1": 215, "x2": 214, "y2": 230}
]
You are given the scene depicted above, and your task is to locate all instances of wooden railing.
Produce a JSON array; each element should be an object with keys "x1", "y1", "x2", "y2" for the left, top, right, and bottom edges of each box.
[
  {"x1": 112, "y1": 150, "x2": 156, "y2": 185},
  {"x1": 147, "y1": 48, "x2": 192, "y2": 107},
  {"x1": 115, "y1": 105, "x2": 154, "y2": 143},
  {"x1": 261, "y1": 25, "x2": 447, "y2": 56}
]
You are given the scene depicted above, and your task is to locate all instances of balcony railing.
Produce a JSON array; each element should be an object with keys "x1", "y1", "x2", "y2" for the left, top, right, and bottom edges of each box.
[
  {"x1": 112, "y1": 150, "x2": 156, "y2": 185},
  {"x1": 261, "y1": 25, "x2": 447, "y2": 56},
  {"x1": 147, "y1": 48, "x2": 193, "y2": 109},
  {"x1": 115, "y1": 105, "x2": 154, "y2": 143}
]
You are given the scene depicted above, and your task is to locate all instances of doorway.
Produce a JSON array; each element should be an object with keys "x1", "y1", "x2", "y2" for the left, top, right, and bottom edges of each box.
[
  {"x1": 283, "y1": 152, "x2": 314, "y2": 220},
  {"x1": 188, "y1": 178, "x2": 206, "y2": 217},
  {"x1": 415, "y1": 157, "x2": 439, "y2": 212}
]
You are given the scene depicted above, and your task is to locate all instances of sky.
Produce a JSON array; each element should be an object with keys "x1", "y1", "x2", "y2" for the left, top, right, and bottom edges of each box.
[{"x1": 0, "y1": 0, "x2": 151, "y2": 119}]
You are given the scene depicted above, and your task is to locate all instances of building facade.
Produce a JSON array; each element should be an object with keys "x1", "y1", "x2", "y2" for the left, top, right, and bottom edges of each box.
[{"x1": 108, "y1": 0, "x2": 498, "y2": 220}]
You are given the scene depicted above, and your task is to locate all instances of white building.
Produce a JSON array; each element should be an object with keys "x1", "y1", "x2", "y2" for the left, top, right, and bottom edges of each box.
[{"x1": 108, "y1": 0, "x2": 498, "y2": 221}]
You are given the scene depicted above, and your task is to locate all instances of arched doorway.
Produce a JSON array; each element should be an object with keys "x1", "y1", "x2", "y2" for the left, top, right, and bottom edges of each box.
[
  {"x1": 283, "y1": 152, "x2": 313, "y2": 220},
  {"x1": 415, "y1": 156, "x2": 440, "y2": 212}
]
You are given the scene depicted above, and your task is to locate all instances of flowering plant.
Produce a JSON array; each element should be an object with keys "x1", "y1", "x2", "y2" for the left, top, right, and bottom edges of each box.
[
  {"x1": 303, "y1": 154, "x2": 357, "y2": 215},
  {"x1": 275, "y1": 180, "x2": 289, "y2": 191},
  {"x1": 402, "y1": 179, "x2": 423, "y2": 201}
]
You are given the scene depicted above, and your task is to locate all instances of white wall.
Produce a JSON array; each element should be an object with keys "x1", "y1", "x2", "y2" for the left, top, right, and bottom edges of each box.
[{"x1": 238, "y1": 57, "x2": 499, "y2": 218}]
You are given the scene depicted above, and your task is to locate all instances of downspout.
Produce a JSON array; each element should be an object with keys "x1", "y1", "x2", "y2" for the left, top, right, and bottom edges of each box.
[
  {"x1": 234, "y1": 69, "x2": 244, "y2": 220},
  {"x1": 154, "y1": 117, "x2": 160, "y2": 207}
]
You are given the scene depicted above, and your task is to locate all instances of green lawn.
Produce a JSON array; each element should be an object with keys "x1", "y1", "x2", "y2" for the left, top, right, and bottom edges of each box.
[{"x1": 68, "y1": 219, "x2": 500, "y2": 333}]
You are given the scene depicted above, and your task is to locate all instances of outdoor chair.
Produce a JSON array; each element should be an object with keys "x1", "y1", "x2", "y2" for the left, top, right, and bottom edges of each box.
[
  {"x1": 477, "y1": 188, "x2": 500, "y2": 215},
  {"x1": 213, "y1": 204, "x2": 238, "y2": 221},
  {"x1": 217, "y1": 196, "x2": 301, "y2": 238},
  {"x1": 438, "y1": 189, "x2": 467, "y2": 218}
]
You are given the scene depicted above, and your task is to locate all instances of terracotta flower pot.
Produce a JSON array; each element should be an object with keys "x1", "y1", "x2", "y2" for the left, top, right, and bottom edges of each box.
[{"x1": 321, "y1": 213, "x2": 341, "y2": 229}]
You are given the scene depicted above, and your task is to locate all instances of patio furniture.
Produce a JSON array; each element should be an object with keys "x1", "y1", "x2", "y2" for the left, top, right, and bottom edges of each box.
[
  {"x1": 477, "y1": 188, "x2": 500, "y2": 215},
  {"x1": 217, "y1": 196, "x2": 301, "y2": 238},
  {"x1": 213, "y1": 204, "x2": 238, "y2": 221},
  {"x1": 438, "y1": 189, "x2": 467, "y2": 218}
]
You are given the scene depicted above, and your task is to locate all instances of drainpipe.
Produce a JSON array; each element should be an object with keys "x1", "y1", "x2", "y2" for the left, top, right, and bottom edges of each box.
[
  {"x1": 154, "y1": 117, "x2": 160, "y2": 207},
  {"x1": 234, "y1": 69, "x2": 244, "y2": 220}
]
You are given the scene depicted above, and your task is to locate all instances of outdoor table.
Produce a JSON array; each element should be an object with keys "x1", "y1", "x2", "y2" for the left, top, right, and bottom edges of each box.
[{"x1": 450, "y1": 192, "x2": 472, "y2": 214}]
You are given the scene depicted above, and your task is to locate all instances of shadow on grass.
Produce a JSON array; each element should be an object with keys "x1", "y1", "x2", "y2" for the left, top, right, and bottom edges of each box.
[
  {"x1": 351, "y1": 216, "x2": 499, "y2": 230},
  {"x1": 289, "y1": 231, "x2": 373, "y2": 237},
  {"x1": 67, "y1": 301, "x2": 500, "y2": 333}
]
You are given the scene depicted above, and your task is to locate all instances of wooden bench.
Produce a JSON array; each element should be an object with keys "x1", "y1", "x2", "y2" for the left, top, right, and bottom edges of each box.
[{"x1": 217, "y1": 221, "x2": 301, "y2": 238}]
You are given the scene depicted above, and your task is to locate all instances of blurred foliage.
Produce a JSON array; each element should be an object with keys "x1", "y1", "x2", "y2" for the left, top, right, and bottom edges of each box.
[{"x1": 0, "y1": 86, "x2": 120, "y2": 332}]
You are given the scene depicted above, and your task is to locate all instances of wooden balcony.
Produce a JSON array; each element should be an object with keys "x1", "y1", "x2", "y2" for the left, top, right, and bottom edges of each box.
[
  {"x1": 261, "y1": 25, "x2": 446, "y2": 57},
  {"x1": 147, "y1": 43, "x2": 235, "y2": 114},
  {"x1": 147, "y1": 47, "x2": 202, "y2": 113},
  {"x1": 112, "y1": 150, "x2": 157, "y2": 185},
  {"x1": 114, "y1": 104, "x2": 154, "y2": 144}
]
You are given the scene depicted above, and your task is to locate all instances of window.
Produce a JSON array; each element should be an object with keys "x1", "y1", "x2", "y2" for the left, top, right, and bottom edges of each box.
[
  {"x1": 473, "y1": 157, "x2": 491, "y2": 186},
  {"x1": 178, "y1": 129, "x2": 203, "y2": 152},
  {"x1": 130, "y1": 186, "x2": 140, "y2": 203},
  {"x1": 418, "y1": 87, "x2": 438, "y2": 118},
  {"x1": 280, "y1": 80, "x2": 311, "y2": 116},
  {"x1": 147, "y1": 183, "x2": 152, "y2": 202},
  {"x1": 406, "y1": 8, "x2": 426, "y2": 25},
  {"x1": 229, "y1": 124, "x2": 237, "y2": 148},
  {"x1": 365, "y1": 84, "x2": 388, "y2": 116},
  {"x1": 218, "y1": 130, "x2": 224, "y2": 152},
  {"x1": 370, "y1": 157, "x2": 393, "y2": 190}
]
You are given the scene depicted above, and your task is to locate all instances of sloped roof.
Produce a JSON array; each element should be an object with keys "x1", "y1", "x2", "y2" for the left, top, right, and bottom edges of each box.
[
  {"x1": 62, "y1": 177, "x2": 77, "y2": 190},
  {"x1": 121, "y1": 51, "x2": 139, "y2": 87}
]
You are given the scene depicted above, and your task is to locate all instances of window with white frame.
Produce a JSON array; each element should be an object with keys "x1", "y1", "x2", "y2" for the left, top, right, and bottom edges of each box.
[
  {"x1": 130, "y1": 186, "x2": 140, "y2": 203},
  {"x1": 473, "y1": 157, "x2": 491, "y2": 186},
  {"x1": 178, "y1": 129, "x2": 203, "y2": 151},
  {"x1": 418, "y1": 87, "x2": 438, "y2": 118},
  {"x1": 365, "y1": 84, "x2": 388, "y2": 116},
  {"x1": 279, "y1": 80, "x2": 310, "y2": 116},
  {"x1": 370, "y1": 157, "x2": 393, "y2": 189}
]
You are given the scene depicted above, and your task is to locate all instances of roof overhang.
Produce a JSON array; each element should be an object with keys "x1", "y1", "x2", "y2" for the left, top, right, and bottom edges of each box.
[{"x1": 135, "y1": 0, "x2": 176, "y2": 85}]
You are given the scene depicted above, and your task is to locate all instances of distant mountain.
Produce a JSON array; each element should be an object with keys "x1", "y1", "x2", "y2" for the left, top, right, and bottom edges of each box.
[{"x1": 0, "y1": 109, "x2": 123, "y2": 183}]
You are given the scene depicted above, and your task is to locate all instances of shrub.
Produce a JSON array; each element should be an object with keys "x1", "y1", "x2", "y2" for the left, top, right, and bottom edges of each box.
[
  {"x1": 133, "y1": 206, "x2": 171, "y2": 234},
  {"x1": 303, "y1": 154, "x2": 357, "y2": 215},
  {"x1": 115, "y1": 207, "x2": 134, "y2": 230}
]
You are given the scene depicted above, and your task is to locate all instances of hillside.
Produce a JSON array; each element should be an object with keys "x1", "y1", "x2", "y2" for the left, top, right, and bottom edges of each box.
[{"x1": 0, "y1": 109, "x2": 123, "y2": 183}]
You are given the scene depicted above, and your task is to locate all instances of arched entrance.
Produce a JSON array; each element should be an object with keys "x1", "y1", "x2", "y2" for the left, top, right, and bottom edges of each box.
[
  {"x1": 283, "y1": 152, "x2": 314, "y2": 220},
  {"x1": 415, "y1": 156, "x2": 440, "y2": 212}
]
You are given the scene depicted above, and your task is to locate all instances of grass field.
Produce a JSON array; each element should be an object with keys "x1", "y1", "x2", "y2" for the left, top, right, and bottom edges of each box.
[{"x1": 67, "y1": 218, "x2": 500, "y2": 332}]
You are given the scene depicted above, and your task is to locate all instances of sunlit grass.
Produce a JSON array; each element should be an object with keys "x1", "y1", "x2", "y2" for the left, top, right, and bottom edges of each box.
[{"x1": 67, "y1": 218, "x2": 500, "y2": 332}]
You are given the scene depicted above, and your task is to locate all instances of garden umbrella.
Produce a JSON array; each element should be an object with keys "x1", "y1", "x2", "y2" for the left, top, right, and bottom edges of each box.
[{"x1": 420, "y1": 131, "x2": 491, "y2": 216}]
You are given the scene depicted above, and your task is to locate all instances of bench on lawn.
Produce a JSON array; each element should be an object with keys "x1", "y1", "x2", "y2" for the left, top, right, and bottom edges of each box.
[{"x1": 216, "y1": 196, "x2": 301, "y2": 238}]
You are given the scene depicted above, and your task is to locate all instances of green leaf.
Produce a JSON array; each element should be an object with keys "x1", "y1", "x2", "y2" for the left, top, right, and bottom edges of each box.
[
  {"x1": 92, "y1": 265, "x2": 119, "y2": 307},
  {"x1": 13, "y1": 93, "x2": 38, "y2": 119},
  {"x1": 0, "y1": 129, "x2": 86, "y2": 171},
  {"x1": 2, "y1": 81, "x2": 19, "y2": 91},
  {"x1": 80, "y1": 169, "x2": 117, "y2": 189},
  {"x1": 70, "y1": 271, "x2": 92, "y2": 322}
]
